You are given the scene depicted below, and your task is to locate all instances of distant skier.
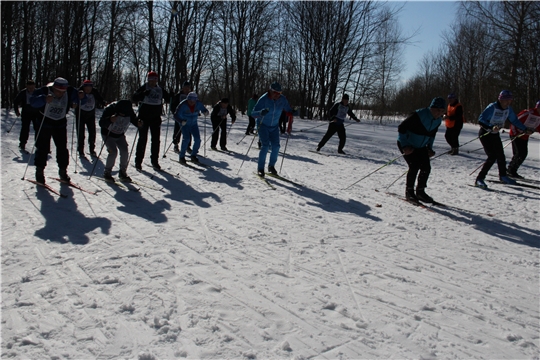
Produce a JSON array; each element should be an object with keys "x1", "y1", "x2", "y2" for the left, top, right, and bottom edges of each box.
[
  {"x1": 131, "y1": 71, "x2": 171, "y2": 170},
  {"x1": 474, "y1": 90, "x2": 532, "y2": 189},
  {"x1": 76, "y1": 79, "x2": 105, "y2": 158},
  {"x1": 210, "y1": 98, "x2": 236, "y2": 151},
  {"x1": 245, "y1": 93, "x2": 258, "y2": 135},
  {"x1": 30, "y1": 77, "x2": 86, "y2": 183},
  {"x1": 506, "y1": 100, "x2": 540, "y2": 179},
  {"x1": 443, "y1": 93, "x2": 465, "y2": 155},
  {"x1": 251, "y1": 82, "x2": 294, "y2": 177},
  {"x1": 99, "y1": 100, "x2": 141, "y2": 182},
  {"x1": 316, "y1": 94, "x2": 360, "y2": 155},
  {"x1": 397, "y1": 97, "x2": 445, "y2": 203},
  {"x1": 170, "y1": 81, "x2": 192, "y2": 153},
  {"x1": 173, "y1": 92, "x2": 210, "y2": 165},
  {"x1": 13, "y1": 80, "x2": 40, "y2": 153}
]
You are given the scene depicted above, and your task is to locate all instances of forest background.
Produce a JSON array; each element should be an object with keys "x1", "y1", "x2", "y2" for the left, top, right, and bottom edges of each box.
[{"x1": 1, "y1": 1, "x2": 539, "y2": 121}]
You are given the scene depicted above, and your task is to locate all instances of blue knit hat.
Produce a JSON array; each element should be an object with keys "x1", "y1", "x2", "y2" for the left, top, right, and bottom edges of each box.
[
  {"x1": 187, "y1": 92, "x2": 198, "y2": 101},
  {"x1": 447, "y1": 93, "x2": 457, "y2": 99},
  {"x1": 430, "y1": 97, "x2": 446, "y2": 109},
  {"x1": 498, "y1": 90, "x2": 513, "y2": 100},
  {"x1": 270, "y1": 82, "x2": 282, "y2": 93}
]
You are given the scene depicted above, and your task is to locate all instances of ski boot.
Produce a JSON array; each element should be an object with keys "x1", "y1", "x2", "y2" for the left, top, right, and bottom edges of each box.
[
  {"x1": 500, "y1": 176, "x2": 517, "y2": 185},
  {"x1": 416, "y1": 188, "x2": 434, "y2": 203},
  {"x1": 35, "y1": 167, "x2": 45, "y2": 184},
  {"x1": 405, "y1": 187, "x2": 418, "y2": 202},
  {"x1": 118, "y1": 170, "x2": 132, "y2": 182},
  {"x1": 257, "y1": 168, "x2": 265, "y2": 178},
  {"x1": 179, "y1": 157, "x2": 187, "y2": 165},
  {"x1": 59, "y1": 168, "x2": 71, "y2": 182},
  {"x1": 268, "y1": 166, "x2": 278, "y2": 175},
  {"x1": 475, "y1": 179, "x2": 488, "y2": 189},
  {"x1": 103, "y1": 170, "x2": 114, "y2": 181}
]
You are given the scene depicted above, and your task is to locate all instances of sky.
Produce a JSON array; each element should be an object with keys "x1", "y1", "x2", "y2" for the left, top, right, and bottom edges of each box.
[{"x1": 396, "y1": 1, "x2": 460, "y2": 82}]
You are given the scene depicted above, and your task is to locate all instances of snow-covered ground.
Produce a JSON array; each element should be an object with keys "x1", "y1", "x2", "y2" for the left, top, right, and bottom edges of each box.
[{"x1": 1, "y1": 107, "x2": 539, "y2": 359}]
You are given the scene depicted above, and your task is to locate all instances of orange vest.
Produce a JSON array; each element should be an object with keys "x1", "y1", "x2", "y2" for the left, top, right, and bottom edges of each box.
[{"x1": 445, "y1": 102, "x2": 464, "y2": 128}]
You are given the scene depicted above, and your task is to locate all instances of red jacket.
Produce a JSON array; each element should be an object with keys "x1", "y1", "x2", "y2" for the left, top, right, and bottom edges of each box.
[{"x1": 510, "y1": 107, "x2": 540, "y2": 140}]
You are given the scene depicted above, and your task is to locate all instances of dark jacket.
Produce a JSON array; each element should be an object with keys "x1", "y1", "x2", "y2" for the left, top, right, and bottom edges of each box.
[
  {"x1": 30, "y1": 86, "x2": 85, "y2": 128},
  {"x1": 99, "y1": 100, "x2": 139, "y2": 138},
  {"x1": 77, "y1": 86, "x2": 106, "y2": 112},
  {"x1": 13, "y1": 88, "x2": 40, "y2": 117},
  {"x1": 328, "y1": 101, "x2": 358, "y2": 124},
  {"x1": 398, "y1": 108, "x2": 441, "y2": 149},
  {"x1": 131, "y1": 84, "x2": 171, "y2": 120},
  {"x1": 210, "y1": 102, "x2": 236, "y2": 123}
]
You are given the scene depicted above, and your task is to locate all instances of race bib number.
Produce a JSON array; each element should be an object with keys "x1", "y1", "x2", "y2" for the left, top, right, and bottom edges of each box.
[
  {"x1": 336, "y1": 104, "x2": 349, "y2": 120},
  {"x1": 108, "y1": 116, "x2": 131, "y2": 134},
  {"x1": 81, "y1": 94, "x2": 95, "y2": 111},
  {"x1": 142, "y1": 86, "x2": 163, "y2": 105},
  {"x1": 44, "y1": 92, "x2": 68, "y2": 120},
  {"x1": 489, "y1": 108, "x2": 509, "y2": 126},
  {"x1": 523, "y1": 113, "x2": 540, "y2": 129}
]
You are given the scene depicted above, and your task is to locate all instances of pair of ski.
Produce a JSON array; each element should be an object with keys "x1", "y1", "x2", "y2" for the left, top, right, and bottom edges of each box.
[
  {"x1": 26, "y1": 177, "x2": 98, "y2": 197},
  {"x1": 254, "y1": 172, "x2": 303, "y2": 190},
  {"x1": 170, "y1": 159, "x2": 210, "y2": 172},
  {"x1": 485, "y1": 176, "x2": 540, "y2": 190},
  {"x1": 93, "y1": 176, "x2": 141, "y2": 192}
]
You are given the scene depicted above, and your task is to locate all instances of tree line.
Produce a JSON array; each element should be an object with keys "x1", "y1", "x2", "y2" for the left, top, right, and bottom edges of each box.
[{"x1": 2, "y1": 1, "x2": 538, "y2": 122}]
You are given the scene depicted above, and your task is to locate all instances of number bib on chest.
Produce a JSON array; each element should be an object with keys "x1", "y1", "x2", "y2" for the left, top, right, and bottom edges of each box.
[
  {"x1": 108, "y1": 116, "x2": 131, "y2": 135},
  {"x1": 44, "y1": 91, "x2": 69, "y2": 120},
  {"x1": 81, "y1": 94, "x2": 95, "y2": 111},
  {"x1": 489, "y1": 108, "x2": 509, "y2": 127}
]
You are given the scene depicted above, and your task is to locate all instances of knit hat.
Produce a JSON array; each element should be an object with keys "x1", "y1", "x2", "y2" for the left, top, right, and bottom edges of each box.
[
  {"x1": 53, "y1": 77, "x2": 69, "y2": 91},
  {"x1": 147, "y1": 71, "x2": 158, "y2": 80},
  {"x1": 430, "y1": 97, "x2": 446, "y2": 109},
  {"x1": 342, "y1": 94, "x2": 349, "y2": 100},
  {"x1": 115, "y1": 100, "x2": 132, "y2": 115},
  {"x1": 447, "y1": 93, "x2": 457, "y2": 99},
  {"x1": 187, "y1": 92, "x2": 198, "y2": 101},
  {"x1": 82, "y1": 80, "x2": 93, "y2": 87},
  {"x1": 221, "y1": 98, "x2": 229, "y2": 103},
  {"x1": 270, "y1": 82, "x2": 282, "y2": 93},
  {"x1": 182, "y1": 81, "x2": 191, "y2": 88},
  {"x1": 26, "y1": 80, "x2": 35, "y2": 85},
  {"x1": 498, "y1": 90, "x2": 513, "y2": 101}
]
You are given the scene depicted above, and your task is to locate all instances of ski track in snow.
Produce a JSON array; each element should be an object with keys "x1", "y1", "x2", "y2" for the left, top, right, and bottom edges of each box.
[{"x1": 2, "y1": 108, "x2": 539, "y2": 359}]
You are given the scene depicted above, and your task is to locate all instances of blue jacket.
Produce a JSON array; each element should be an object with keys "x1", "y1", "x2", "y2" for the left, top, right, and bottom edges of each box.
[
  {"x1": 173, "y1": 99, "x2": 209, "y2": 126},
  {"x1": 398, "y1": 108, "x2": 441, "y2": 149},
  {"x1": 478, "y1": 101, "x2": 526, "y2": 131},
  {"x1": 251, "y1": 92, "x2": 293, "y2": 128}
]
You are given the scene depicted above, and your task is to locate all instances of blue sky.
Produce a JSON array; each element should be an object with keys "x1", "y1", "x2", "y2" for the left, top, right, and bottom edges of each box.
[{"x1": 396, "y1": 1, "x2": 459, "y2": 82}]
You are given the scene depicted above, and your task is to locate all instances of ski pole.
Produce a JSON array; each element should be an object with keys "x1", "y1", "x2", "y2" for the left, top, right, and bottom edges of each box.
[
  {"x1": 74, "y1": 105, "x2": 82, "y2": 173},
  {"x1": 279, "y1": 132, "x2": 291, "y2": 173},
  {"x1": 343, "y1": 153, "x2": 404, "y2": 190},
  {"x1": 88, "y1": 130, "x2": 110, "y2": 180},
  {"x1": 203, "y1": 115, "x2": 207, "y2": 157},
  {"x1": 127, "y1": 127, "x2": 139, "y2": 167},
  {"x1": 162, "y1": 102, "x2": 170, "y2": 156},
  {"x1": 300, "y1": 121, "x2": 328, "y2": 132},
  {"x1": 163, "y1": 123, "x2": 183, "y2": 158},
  {"x1": 21, "y1": 105, "x2": 48, "y2": 180},
  {"x1": 236, "y1": 132, "x2": 249, "y2": 145},
  {"x1": 469, "y1": 132, "x2": 525, "y2": 176},
  {"x1": 227, "y1": 120, "x2": 234, "y2": 136},
  {"x1": 236, "y1": 123, "x2": 262, "y2": 175},
  {"x1": 6, "y1": 113, "x2": 18, "y2": 133},
  {"x1": 385, "y1": 170, "x2": 408, "y2": 190}
]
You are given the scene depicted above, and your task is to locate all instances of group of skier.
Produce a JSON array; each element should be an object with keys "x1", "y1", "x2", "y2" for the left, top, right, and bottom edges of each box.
[{"x1": 11, "y1": 74, "x2": 540, "y2": 201}]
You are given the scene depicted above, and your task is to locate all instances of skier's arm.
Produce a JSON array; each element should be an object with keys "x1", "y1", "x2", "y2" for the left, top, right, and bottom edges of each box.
[
  {"x1": 507, "y1": 108, "x2": 527, "y2": 132},
  {"x1": 478, "y1": 104, "x2": 496, "y2": 130},
  {"x1": 328, "y1": 103, "x2": 339, "y2": 121},
  {"x1": 13, "y1": 91, "x2": 24, "y2": 116},
  {"x1": 347, "y1": 107, "x2": 360, "y2": 122}
]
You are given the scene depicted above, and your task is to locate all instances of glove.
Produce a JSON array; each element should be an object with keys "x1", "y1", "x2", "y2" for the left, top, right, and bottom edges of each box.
[
  {"x1": 403, "y1": 146, "x2": 414, "y2": 155},
  {"x1": 525, "y1": 127, "x2": 535, "y2": 135},
  {"x1": 492, "y1": 126, "x2": 500, "y2": 133},
  {"x1": 428, "y1": 149, "x2": 435, "y2": 157},
  {"x1": 181, "y1": 121, "x2": 186, "y2": 126},
  {"x1": 261, "y1": 108, "x2": 269, "y2": 116}
]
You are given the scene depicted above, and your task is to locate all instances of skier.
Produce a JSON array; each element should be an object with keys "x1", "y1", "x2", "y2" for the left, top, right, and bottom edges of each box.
[
  {"x1": 173, "y1": 92, "x2": 209, "y2": 164},
  {"x1": 316, "y1": 94, "x2": 360, "y2": 155},
  {"x1": 474, "y1": 90, "x2": 532, "y2": 189},
  {"x1": 210, "y1": 98, "x2": 236, "y2": 151},
  {"x1": 397, "y1": 97, "x2": 446, "y2": 203},
  {"x1": 279, "y1": 110, "x2": 288, "y2": 134},
  {"x1": 13, "y1": 80, "x2": 41, "y2": 152},
  {"x1": 99, "y1": 100, "x2": 141, "y2": 182},
  {"x1": 170, "y1": 81, "x2": 192, "y2": 153},
  {"x1": 443, "y1": 93, "x2": 465, "y2": 155},
  {"x1": 245, "y1": 93, "x2": 258, "y2": 135},
  {"x1": 131, "y1": 71, "x2": 171, "y2": 170},
  {"x1": 76, "y1": 79, "x2": 105, "y2": 158},
  {"x1": 30, "y1": 77, "x2": 86, "y2": 183},
  {"x1": 251, "y1": 82, "x2": 294, "y2": 177},
  {"x1": 507, "y1": 100, "x2": 540, "y2": 179}
]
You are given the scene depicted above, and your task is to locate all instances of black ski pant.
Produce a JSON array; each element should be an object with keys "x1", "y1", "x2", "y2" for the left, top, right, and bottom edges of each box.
[
  {"x1": 402, "y1": 146, "x2": 431, "y2": 190},
  {"x1": 317, "y1": 122, "x2": 346, "y2": 151},
  {"x1": 75, "y1": 109, "x2": 96, "y2": 154},
  {"x1": 246, "y1": 116, "x2": 255, "y2": 134},
  {"x1": 19, "y1": 109, "x2": 40, "y2": 147},
  {"x1": 34, "y1": 121, "x2": 69, "y2": 171},
  {"x1": 477, "y1": 128, "x2": 507, "y2": 180},
  {"x1": 279, "y1": 114, "x2": 287, "y2": 134},
  {"x1": 508, "y1": 137, "x2": 528, "y2": 174},
  {"x1": 135, "y1": 117, "x2": 161, "y2": 165},
  {"x1": 444, "y1": 124, "x2": 462, "y2": 148},
  {"x1": 211, "y1": 117, "x2": 227, "y2": 148}
]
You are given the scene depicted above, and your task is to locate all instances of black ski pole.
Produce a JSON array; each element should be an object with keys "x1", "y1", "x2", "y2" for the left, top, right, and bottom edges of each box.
[
  {"x1": 162, "y1": 102, "x2": 170, "y2": 156},
  {"x1": 203, "y1": 118, "x2": 224, "y2": 148},
  {"x1": 6, "y1": 113, "x2": 18, "y2": 133},
  {"x1": 236, "y1": 123, "x2": 261, "y2": 175},
  {"x1": 300, "y1": 121, "x2": 328, "y2": 132},
  {"x1": 127, "y1": 127, "x2": 139, "y2": 167},
  {"x1": 279, "y1": 132, "x2": 291, "y2": 173},
  {"x1": 163, "y1": 121, "x2": 183, "y2": 158},
  {"x1": 21, "y1": 105, "x2": 48, "y2": 180},
  {"x1": 88, "y1": 130, "x2": 110, "y2": 180},
  {"x1": 343, "y1": 153, "x2": 405, "y2": 190}
]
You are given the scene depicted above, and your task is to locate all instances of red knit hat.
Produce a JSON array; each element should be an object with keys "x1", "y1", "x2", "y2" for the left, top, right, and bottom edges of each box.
[
  {"x1": 82, "y1": 80, "x2": 93, "y2": 87},
  {"x1": 53, "y1": 77, "x2": 69, "y2": 91},
  {"x1": 147, "y1": 71, "x2": 158, "y2": 80}
]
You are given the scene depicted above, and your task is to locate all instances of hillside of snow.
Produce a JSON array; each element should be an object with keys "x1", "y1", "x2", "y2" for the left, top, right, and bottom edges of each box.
[{"x1": 1, "y1": 107, "x2": 539, "y2": 359}]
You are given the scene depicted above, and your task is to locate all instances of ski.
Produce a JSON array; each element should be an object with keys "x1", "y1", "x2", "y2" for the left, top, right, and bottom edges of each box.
[
  {"x1": 92, "y1": 176, "x2": 140, "y2": 191},
  {"x1": 170, "y1": 159, "x2": 205, "y2": 172},
  {"x1": 25, "y1": 179, "x2": 68, "y2": 198},
  {"x1": 130, "y1": 180, "x2": 164, "y2": 192},
  {"x1": 428, "y1": 200, "x2": 495, "y2": 217},
  {"x1": 266, "y1": 173, "x2": 303, "y2": 187},
  {"x1": 486, "y1": 179, "x2": 540, "y2": 190},
  {"x1": 308, "y1": 150, "x2": 330, "y2": 157},
  {"x1": 189, "y1": 159, "x2": 211, "y2": 169},
  {"x1": 509, "y1": 176, "x2": 540, "y2": 185},
  {"x1": 386, "y1": 192, "x2": 434, "y2": 211},
  {"x1": 50, "y1": 177, "x2": 98, "y2": 195},
  {"x1": 210, "y1": 148, "x2": 235, "y2": 155},
  {"x1": 137, "y1": 166, "x2": 155, "y2": 179},
  {"x1": 254, "y1": 173, "x2": 276, "y2": 190}
]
